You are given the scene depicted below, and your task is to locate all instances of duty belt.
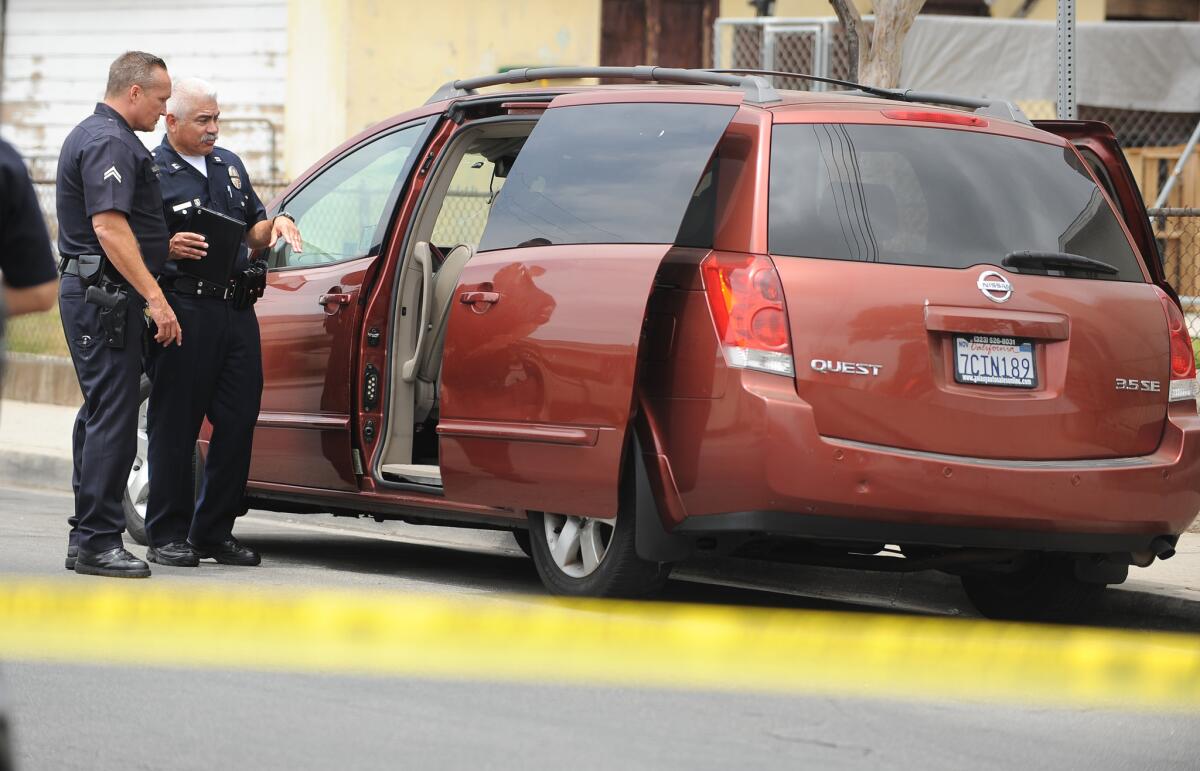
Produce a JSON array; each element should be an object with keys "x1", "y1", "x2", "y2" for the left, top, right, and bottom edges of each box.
[
  {"x1": 59, "y1": 256, "x2": 83, "y2": 277},
  {"x1": 160, "y1": 274, "x2": 232, "y2": 301},
  {"x1": 60, "y1": 255, "x2": 122, "y2": 286}
]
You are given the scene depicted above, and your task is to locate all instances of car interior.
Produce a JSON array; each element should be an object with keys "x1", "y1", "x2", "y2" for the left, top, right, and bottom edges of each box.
[{"x1": 376, "y1": 118, "x2": 536, "y2": 488}]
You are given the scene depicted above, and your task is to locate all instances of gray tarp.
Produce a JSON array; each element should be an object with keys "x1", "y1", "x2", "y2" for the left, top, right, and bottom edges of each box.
[{"x1": 900, "y1": 17, "x2": 1200, "y2": 113}]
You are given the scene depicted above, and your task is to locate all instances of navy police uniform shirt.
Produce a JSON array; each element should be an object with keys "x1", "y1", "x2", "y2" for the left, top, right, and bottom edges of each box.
[
  {"x1": 153, "y1": 137, "x2": 267, "y2": 276},
  {"x1": 0, "y1": 139, "x2": 57, "y2": 289},
  {"x1": 55, "y1": 103, "x2": 169, "y2": 276}
]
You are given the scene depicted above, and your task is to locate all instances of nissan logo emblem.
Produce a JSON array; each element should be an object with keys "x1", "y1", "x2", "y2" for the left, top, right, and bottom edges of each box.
[{"x1": 977, "y1": 270, "x2": 1013, "y2": 303}]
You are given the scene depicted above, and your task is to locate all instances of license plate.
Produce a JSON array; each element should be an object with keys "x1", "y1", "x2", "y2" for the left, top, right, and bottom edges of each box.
[{"x1": 953, "y1": 335, "x2": 1037, "y2": 388}]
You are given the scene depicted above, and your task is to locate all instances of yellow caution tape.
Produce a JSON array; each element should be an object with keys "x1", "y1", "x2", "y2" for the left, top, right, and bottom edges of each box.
[{"x1": 1, "y1": 579, "x2": 1198, "y2": 709}]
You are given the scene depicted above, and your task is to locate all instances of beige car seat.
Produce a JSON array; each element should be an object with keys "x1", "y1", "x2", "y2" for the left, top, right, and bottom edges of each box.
[{"x1": 413, "y1": 242, "x2": 475, "y2": 423}]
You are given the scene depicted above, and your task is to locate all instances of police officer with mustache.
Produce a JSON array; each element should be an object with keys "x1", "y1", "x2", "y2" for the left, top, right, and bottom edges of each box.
[{"x1": 144, "y1": 77, "x2": 301, "y2": 567}]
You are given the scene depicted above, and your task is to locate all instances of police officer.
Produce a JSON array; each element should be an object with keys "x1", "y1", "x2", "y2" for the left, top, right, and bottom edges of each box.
[
  {"x1": 1, "y1": 138, "x2": 58, "y2": 334},
  {"x1": 143, "y1": 77, "x2": 301, "y2": 567},
  {"x1": 1, "y1": 137, "x2": 59, "y2": 396},
  {"x1": 57, "y1": 51, "x2": 181, "y2": 578}
]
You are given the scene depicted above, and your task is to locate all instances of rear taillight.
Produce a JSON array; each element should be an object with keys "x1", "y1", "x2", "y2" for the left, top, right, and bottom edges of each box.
[
  {"x1": 1155, "y1": 287, "x2": 1198, "y2": 402},
  {"x1": 700, "y1": 253, "x2": 794, "y2": 376}
]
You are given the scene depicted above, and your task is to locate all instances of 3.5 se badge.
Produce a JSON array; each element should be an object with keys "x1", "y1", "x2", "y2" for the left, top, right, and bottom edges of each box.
[{"x1": 228, "y1": 165, "x2": 242, "y2": 190}]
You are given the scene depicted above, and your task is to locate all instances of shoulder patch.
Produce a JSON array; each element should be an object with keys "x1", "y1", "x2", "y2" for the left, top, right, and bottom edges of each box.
[{"x1": 102, "y1": 165, "x2": 122, "y2": 183}]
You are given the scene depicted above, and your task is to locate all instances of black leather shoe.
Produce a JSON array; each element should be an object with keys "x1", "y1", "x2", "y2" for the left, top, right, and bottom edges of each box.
[
  {"x1": 65, "y1": 544, "x2": 78, "y2": 570},
  {"x1": 74, "y1": 547, "x2": 151, "y2": 578},
  {"x1": 146, "y1": 541, "x2": 200, "y2": 567},
  {"x1": 190, "y1": 538, "x2": 260, "y2": 566}
]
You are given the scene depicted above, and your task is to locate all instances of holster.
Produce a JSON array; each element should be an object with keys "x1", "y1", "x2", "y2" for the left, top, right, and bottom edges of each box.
[
  {"x1": 85, "y1": 283, "x2": 130, "y2": 349},
  {"x1": 229, "y1": 261, "x2": 268, "y2": 311},
  {"x1": 77, "y1": 254, "x2": 106, "y2": 286}
]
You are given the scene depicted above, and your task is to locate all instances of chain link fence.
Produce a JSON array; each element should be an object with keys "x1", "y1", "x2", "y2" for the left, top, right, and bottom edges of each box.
[{"x1": 1152, "y1": 209, "x2": 1200, "y2": 340}]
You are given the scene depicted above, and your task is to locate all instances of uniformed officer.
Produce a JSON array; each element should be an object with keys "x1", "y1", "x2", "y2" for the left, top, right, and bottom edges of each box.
[
  {"x1": 143, "y1": 77, "x2": 301, "y2": 567},
  {"x1": 57, "y1": 51, "x2": 181, "y2": 578},
  {"x1": 1, "y1": 138, "x2": 58, "y2": 329},
  {"x1": 1, "y1": 137, "x2": 59, "y2": 393}
]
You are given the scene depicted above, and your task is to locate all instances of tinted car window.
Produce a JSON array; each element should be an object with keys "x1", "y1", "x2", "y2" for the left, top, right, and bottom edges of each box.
[
  {"x1": 769, "y1": 124, "x2": 1144, "y2": 281},
  {"x1": 479, "y1": 103, "x2": 736, "y2": 251},
  {"x1": 281, "y1": 122, "x2": 426, "y2": 267}
]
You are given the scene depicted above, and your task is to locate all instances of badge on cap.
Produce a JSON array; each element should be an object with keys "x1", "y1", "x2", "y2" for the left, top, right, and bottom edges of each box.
[{"x1": 228, "y1": 165, "x2": 242, "y2": 190}]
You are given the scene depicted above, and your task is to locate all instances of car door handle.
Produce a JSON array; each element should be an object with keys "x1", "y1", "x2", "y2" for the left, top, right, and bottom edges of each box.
[
  {"x1": 459, "y1": 291, "x2": 500, "y2": 305},
  {"x1": 318, "y1": 293, "x2": 351, "y2": 306}
]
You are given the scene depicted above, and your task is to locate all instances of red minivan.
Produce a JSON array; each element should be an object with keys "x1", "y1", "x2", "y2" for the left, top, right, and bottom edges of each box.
[{"x1": 125, "y1": 68, "x2": 1200, "y2": 618}]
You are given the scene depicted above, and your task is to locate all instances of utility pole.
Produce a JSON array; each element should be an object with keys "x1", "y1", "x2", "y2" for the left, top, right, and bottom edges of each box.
[{"x1": 1056, "y1": 0, "x2": 1076, "y2": 120}]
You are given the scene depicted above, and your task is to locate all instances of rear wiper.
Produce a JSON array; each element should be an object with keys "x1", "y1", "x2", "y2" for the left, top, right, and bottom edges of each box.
[{"x1": 1001, "y1": 251, "x2": 1120, "y2": 275}]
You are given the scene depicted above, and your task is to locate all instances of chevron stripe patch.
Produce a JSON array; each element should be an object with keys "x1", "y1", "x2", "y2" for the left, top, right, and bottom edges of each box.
[{"x1": 102, "y1": 165, "x2": 122, "y2": 183}]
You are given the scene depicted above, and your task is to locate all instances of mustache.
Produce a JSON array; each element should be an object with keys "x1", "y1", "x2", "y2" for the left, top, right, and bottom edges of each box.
[{"x1": 200, "y1": 132, "x2": 218, "y2": 143}]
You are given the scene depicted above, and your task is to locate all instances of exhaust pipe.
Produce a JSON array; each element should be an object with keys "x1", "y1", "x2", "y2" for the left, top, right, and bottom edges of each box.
[
  {"x1": 1151, "y1": 535, "x2": 1177, "y2": 560},
  {"x1": 1132, "y1": 535, "x2": 1178, "y2": 567}
]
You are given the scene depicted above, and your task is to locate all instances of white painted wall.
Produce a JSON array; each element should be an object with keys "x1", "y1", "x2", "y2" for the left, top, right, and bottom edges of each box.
[{"x1": 0, "y1": 0, "x2": 287, "y2": 182}]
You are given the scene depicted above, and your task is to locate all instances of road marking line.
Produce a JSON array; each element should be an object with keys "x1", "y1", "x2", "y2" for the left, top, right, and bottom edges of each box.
[{"x1": 1, "y1": 580, "x2": 1198, "y2": 709}]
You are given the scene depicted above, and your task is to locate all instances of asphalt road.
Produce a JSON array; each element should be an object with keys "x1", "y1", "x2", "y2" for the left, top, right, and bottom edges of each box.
[{"x1": 3, "y1": 484, "x2": 1199, "y2": 770}]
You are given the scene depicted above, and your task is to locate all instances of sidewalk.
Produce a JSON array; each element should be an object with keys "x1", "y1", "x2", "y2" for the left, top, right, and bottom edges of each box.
[{"x1": 0, "y1": 400, "x2": 76, "y2": 492}]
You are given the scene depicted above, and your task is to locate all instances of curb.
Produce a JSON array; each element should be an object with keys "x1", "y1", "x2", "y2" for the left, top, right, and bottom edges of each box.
[
  {"x1": 1, "y1": 353, "x2": 82, "y2": 406},
  {"x1": 0, "y1": 450, "x2": 72, "y2": 492}
]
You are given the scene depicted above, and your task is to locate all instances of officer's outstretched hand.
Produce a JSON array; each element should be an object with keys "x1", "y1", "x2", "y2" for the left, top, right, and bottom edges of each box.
[
  {"x1": 169, "y1": 231, "x2": 207, "y2": 260},
  {"x1": 269, "y1": 216, "x2": 303, "y2": 254},
  {"x1": 147, "y1": 295, "x2": 183, "y2": 346}
]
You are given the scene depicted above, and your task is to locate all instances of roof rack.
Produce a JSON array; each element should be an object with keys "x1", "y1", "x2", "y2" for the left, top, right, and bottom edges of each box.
[
  {"x1": 426, "y1": 66, "x2": 781, "y2": 106},
  {"x1": 707, "y1": 68, "x2": 1030, "y2": 125}
]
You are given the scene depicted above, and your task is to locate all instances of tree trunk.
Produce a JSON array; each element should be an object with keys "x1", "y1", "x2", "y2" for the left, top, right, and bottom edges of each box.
[
  {"x1": 829, "y1": 0, "x2": 926, "y2": 89},
  {"x1": 861, "y1": 0, "x2": 925, "y2": 88}
]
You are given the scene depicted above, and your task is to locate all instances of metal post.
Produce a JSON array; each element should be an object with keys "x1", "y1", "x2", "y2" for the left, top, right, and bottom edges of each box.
[
  {"x1": 1152, "y1": 119, "x2": 1200, "y2": 210},
  {"x1": 1056, "y1": 0, "x2": 1076, "y2": 120},
  {"x1": 713, "y1": 20, "x2": 723, "y2": 72},
  {"x1": 762, "y1": 26, "x2": 775, "y2": 73},
  {"x1": 814, "y1": 20, "x2": 831, "y2": 92}
]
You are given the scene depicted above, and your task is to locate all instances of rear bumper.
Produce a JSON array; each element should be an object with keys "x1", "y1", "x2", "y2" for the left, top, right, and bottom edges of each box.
[{"x1": 653, "y1": 372, "x2": 1200, "y2": 547}]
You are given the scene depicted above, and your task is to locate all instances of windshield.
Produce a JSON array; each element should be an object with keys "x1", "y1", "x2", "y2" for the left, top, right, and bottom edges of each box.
[{"x1": 769, "y1": 124, "x2": 1144, "y2": 282}]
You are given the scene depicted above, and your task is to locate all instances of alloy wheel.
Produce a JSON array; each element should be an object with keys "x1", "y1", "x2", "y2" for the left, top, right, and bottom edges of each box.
[
  {"x1": 542, "y1": 513, "x2": 614, "y2": 578},
  {"x1": 125, "y1": 397, "x2": 150, "y2": 525}
]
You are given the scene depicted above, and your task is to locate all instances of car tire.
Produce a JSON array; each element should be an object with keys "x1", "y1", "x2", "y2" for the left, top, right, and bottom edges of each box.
[
  {"x1": 123, "y1": 376, "x2": 203, "y2": 546},
  {"x1": 960, "y1": 554, "x2": 1104, "y2": 621},
  {"x1": 527, "y1": 501, "x2": 671, "y2": 598},
  {"x1": 511, "y1": 529, "x2": 533, "y2": 558}
]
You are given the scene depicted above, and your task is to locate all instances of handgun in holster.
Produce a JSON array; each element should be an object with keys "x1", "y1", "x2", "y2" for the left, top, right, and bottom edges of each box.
[
  {"x1": 84, "y1": 280, "x2": 130, "y2": 350},
  {"x1": 229, "y1": 260, "x2": 268, "y2": 311}
]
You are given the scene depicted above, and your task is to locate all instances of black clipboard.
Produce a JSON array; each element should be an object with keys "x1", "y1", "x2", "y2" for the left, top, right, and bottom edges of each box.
[{"x1": 179, "y1": 206, "x2": 245, "y2": 284}]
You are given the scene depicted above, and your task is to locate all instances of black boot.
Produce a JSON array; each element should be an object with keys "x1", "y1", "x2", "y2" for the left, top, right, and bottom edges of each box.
[
  {"x1": 74, "y1": 547, "x2": 151, "y2": 578},
  {"x1": 189, "y1": 537, "x2": 260, "y2": 566},
  {"x1": 146, "y1": 541, "x2": 201, "y2": 567}
]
